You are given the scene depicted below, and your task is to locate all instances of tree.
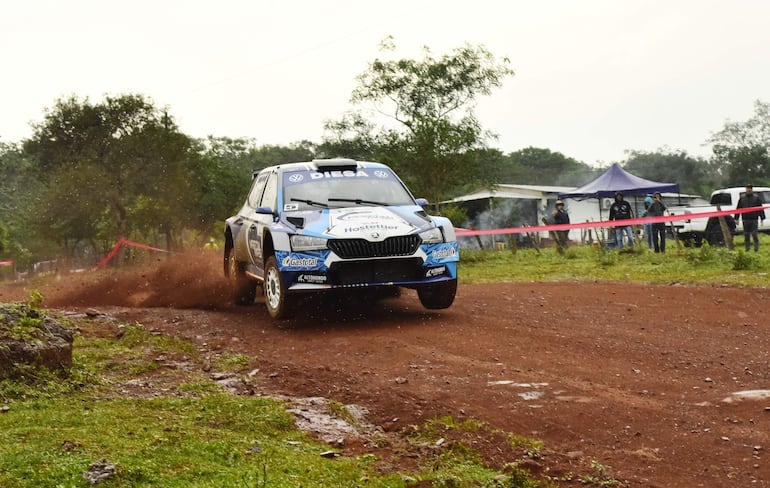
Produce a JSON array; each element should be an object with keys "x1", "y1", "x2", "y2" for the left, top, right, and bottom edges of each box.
[
  {"x1": 193, "y1": 138, "x2": 319, "y2": 235},
  {"x1": 24, "y1": 94, "x2": 199, "y2": 253},
  {"x1": 708, "y1": 100, "x2": 770, "y2": 187},
  {"x1": 319, "y1": 112, "x2": 381, "y2": 161},
  {"x1": 501, "y1": 147, "x2": 596, "y2": 186},
  {"x1": 326, "y1": 39, "x2": 514, "y2": 202},
  {"x1": 623, "y1": 149, "x2": 715, "y2": 195},
  {"x1": 0, "y1": 142, "x2": 39, "y2": 264}
]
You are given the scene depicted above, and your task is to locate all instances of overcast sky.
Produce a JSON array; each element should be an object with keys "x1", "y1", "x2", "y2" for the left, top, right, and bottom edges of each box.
[{"x1": 2, "y1": 0, "x2": 769, "y2": 166}]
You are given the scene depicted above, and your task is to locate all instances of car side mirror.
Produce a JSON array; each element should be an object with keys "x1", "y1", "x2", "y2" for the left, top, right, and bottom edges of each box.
[
  {"x1": 256, "y1": 206, "x2": 275, "y2": 216},
  {"x1": 415, "y1": 198, "x2": 429, "y2": 207}
]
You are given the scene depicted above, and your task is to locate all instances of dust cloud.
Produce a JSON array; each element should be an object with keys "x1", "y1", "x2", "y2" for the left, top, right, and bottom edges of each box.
[{"x1": 31, "y1": 253, "x2": 233, "y2": 310}]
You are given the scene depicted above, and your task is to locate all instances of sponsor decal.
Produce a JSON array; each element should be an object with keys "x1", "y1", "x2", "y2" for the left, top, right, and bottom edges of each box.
[
  {"x1": 282, "y1": 255, "x2": 319, "y2": 267},
  {"x1": 431, "y1": 247, "x2": 457, "y2": 259},
  {"x1": 310, "y1": 169, "x2": 368, "y2": 179},
  {"x1": 283, "y1": 203, "x2": 299, "y2": 211},
  {"x1": 326, "y1": 208, "x2": 417, "y2": 238},
  {"x1": 424, "y1": 242, "x2": 460, "y2": 265},
  {"x1": 344, "y1": 222, "x2": 400, "y2": 234},
  {"x1": 249, "y1": 240, "x2": 263, "y2": 260},
  {"x1": 296, "y1": 274, "x2": 328, "y2": 284},
  {"x1": 284, "y1": 168, "x2": 394, "y2": 187},
  {"x1": 425, "y1": 266, "x2": 446, "y2": 278},
  {"x1": 276, "y1": 250, "x2": 328, "y2": 271}
]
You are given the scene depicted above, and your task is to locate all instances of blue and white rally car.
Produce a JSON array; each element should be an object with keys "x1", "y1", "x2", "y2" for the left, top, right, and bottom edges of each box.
[{"x1": 223, "y1": 158, "x2": 459, "y2": 319}]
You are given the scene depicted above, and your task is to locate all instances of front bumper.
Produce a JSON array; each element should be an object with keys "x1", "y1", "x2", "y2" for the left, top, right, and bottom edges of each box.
[{"x1": 276, "y1": 242, "x2": 459, "y2": 290}]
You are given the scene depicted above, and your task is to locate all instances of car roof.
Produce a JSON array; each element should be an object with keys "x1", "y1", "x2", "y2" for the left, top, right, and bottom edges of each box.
[
  {"x1": 257, "y1": 158, "x2": 389, "y2": 175},
  {"x1": 713, "y1": 186, "x2": 770, "y2": 192}
]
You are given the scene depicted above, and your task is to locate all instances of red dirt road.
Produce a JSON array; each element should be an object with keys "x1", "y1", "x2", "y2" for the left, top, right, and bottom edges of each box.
[{"x1": 3, "y1": 255, "x2": 770, "y2": 487}]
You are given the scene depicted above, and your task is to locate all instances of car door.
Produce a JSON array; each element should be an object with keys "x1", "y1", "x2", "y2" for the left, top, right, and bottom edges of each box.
[
  {"x1": 237, "y1": 171, "x2": 269, "y2": 272},
  {"x1": 246, "y1": 170, "x2": 279, "y2": 278}
]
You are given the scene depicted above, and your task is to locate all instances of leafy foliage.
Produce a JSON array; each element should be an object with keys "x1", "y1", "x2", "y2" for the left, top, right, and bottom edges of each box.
[
  {"x1": 500, "y1": 146, "x2": 598, "y2": 187},
  {"x1": 623, "y1": 148, "x2": 716, "y2": 195},
  {"x1": 708, "y1": 100, "x2": 770, "y2": 186},
  {"x1": 23, "y1": 94, "x2": 201, "y2": 252},
  {"x1": 326, "y1": 39, "x2": 514, "y2": 202},
  {"x1": 1, "y1": 48, "x2": 768, "y2": 271}
]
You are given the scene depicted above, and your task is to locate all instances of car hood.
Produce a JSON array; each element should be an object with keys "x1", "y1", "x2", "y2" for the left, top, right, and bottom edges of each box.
[{"x1": 284, "y1": 206, "x2": 432, "y2": 241}]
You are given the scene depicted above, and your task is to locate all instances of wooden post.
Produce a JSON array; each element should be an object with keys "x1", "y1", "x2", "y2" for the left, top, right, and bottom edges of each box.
[{"x1": 716, "y1": 205, "x2": 734, "y2": 250}]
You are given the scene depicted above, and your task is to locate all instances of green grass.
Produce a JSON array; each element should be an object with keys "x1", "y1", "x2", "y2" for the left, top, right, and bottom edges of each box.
[
  {"x1": 0, "y1": 394, "x2": 419, "y2": 487},
  {"x1": 459, "y1": 237, "x2": 770, "y2": 287},
  {"x1": 0, "y1": 310, "x2": 550, "y2": 487}
]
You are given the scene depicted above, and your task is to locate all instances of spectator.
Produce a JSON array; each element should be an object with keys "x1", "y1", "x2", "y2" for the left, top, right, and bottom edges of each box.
[
  {"x1": 734, "y1": 184, "x2": 766, "y2": 252},
  {"x1": 647, "y1": 192, "x2": 667, "y2": 253},
  {"x1": 609, "y1": 192, "x2": 634, "y2": 249},
  {"x1": 203, "y1": 238, "x2": 219, "y2": 252},
  {"x1": 552, "y1": 200, "x2": 570, "y2": 248}
]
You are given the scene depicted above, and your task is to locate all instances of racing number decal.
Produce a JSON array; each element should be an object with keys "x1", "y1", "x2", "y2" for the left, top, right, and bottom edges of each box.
[{"x1": 247, "y1": 223, "x2": 263, "y2": 262}]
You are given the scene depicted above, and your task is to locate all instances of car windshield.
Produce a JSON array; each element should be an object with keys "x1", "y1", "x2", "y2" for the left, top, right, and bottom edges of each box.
[{"x1": 281, "y1": 168, "x2": 415, "y2": 212}]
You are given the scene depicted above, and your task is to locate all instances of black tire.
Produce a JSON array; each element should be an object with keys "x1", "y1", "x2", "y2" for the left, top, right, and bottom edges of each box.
[
  {"x1": 227, "y1": 246, "x2": 256, "y2": 305},
  {"x1": 417, "y1": 279, "x2": 457, "y2": 310},
  {"x1": 264, "y1": 256, "x2": 295, "y2": 319}
]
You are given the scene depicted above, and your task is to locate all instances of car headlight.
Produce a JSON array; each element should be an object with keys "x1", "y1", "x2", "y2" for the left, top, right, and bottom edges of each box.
[
  {"x1": 290, "y1": 235, "x2": 328, "y2": 251},
  {"x1": 419, "y1": 227, "x2": 444, "y2": 244}
]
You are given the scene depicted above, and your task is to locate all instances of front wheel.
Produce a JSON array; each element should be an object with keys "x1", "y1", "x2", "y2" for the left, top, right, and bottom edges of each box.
[
  {"x1": 264, "y1": 256, "x2": 295, "y2": 319},
  {"x1": 417, "y1": 279, "x2": 457, "y2": 310}
]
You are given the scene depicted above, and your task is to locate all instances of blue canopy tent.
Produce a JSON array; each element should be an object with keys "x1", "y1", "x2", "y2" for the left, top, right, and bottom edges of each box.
[
  {"x1": 558, "y1": 163, "x2": 679, "y2": 200},
  {"x1": 557, "y1": 163, "x2": 680, "y2": 246}
]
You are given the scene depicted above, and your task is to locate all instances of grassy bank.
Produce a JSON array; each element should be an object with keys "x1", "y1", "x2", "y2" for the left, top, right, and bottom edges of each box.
[
  {"x1": 0, "y1": 310, "x2": 541, "y2": 487},
  {"x1": 459, "y1": 238, "x2": 770, "y2": 287}
]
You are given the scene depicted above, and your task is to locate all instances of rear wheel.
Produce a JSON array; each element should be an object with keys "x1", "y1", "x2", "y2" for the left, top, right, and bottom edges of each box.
[
  {"x1": 417, "y1": 279, "x2": 457, "y2": 310},
  {"x1": 227, "y1": 246, "x2": 256, "y2": 305},
  {"x1": 264, "y1": 256, "x2": 295, "y2": 319}
]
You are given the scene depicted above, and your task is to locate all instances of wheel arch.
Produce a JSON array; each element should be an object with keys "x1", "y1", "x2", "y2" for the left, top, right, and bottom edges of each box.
[
  {"x1": 223, "y1": 221, "x2": 241, "y2": 277},
  {"x1": 262, "y1": 230, "x2": 276, "y2": 264}
]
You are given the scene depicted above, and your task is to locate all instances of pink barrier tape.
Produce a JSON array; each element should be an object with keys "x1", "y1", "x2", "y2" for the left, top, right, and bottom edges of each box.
[
  {"x1": 454, "y1": 205, "x2": 770, "y2": 237},
  {"x1": 92, "y1": 237, "x2": 169, "y2": 271},
  {"x1": 0, "y1": 260, "x2": 13, "y2": 267},
  {"x1": 121, "y1": 238, "x2": 168, "y2": 253}
]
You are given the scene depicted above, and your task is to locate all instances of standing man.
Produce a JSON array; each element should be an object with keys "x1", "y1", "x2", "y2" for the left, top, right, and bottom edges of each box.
[
  {"x1": 735, "y1": 184, "x2": 766, "y2": 252},
  {"x1": 609, "y1": 191, "x2": 634, "y2": 249},
  {"x1": 552, "y1": 200, "x2": 570, "y2": 248},
  {"x1": 647, "y1": 192, "x2": 667, "y2": 253}
]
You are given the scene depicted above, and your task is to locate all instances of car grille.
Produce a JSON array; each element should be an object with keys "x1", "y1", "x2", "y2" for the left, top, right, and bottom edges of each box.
[
  {"x1": 328, "y1": 235, "x2": 421, "y2": 259},
  {"x1": 328, "y1": 258, "x2": 423, "y2": 285}
]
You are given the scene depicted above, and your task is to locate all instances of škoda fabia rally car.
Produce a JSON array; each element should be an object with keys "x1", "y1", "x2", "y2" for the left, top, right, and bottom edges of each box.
[{"x1": 224, "y1": 159, "x2": 459, "y2": 319}]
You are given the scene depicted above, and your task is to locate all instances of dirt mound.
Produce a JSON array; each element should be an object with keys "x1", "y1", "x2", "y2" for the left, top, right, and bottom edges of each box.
[{"x1": 0, "y1": 304, "x2": 74, "y2": 379}]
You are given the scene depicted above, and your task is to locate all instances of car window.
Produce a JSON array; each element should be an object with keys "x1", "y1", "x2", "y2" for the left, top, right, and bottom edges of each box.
[
  {"x1": 757, "y1": 191, "x2": 770, "y2": 203},
  {"x1": 247, "y1": 172, "x2": 269, "y2": 209},
  {"x1": 260, "y1": 172, "x2": 278, "y2": 210},
  {"x1": 710, "y1": 192, "x2": 732, "y2": 206}
]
